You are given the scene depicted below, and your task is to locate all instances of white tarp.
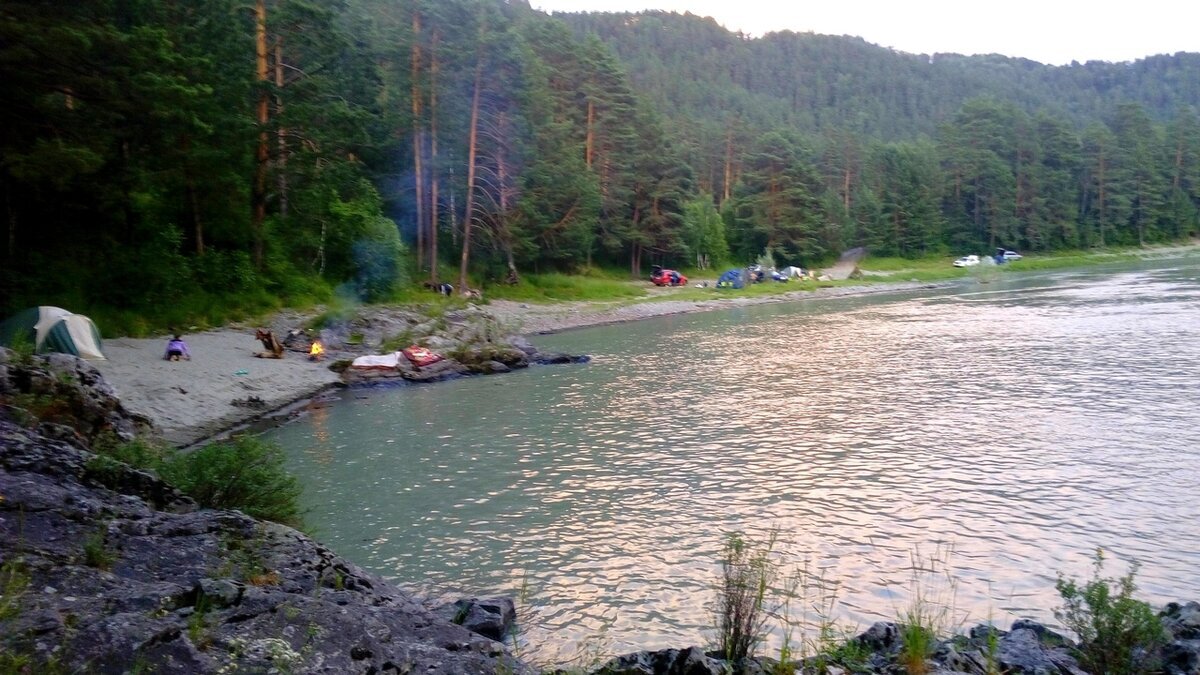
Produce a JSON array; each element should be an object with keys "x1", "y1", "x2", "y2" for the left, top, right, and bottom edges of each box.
[{"x1": 350, "y1": 352, "x2": 401, "y2": 370}]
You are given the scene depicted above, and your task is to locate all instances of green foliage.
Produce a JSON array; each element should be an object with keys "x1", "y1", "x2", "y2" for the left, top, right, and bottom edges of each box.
[
  {"x1": 895, "y1": 546, "x2": 959, "y2": 675},
  {"x1": 483, "y1": 272, "x2": 647, "y2": 302},
  {"x1": 2, "y1": 0, "x2": 1200, "y2": 334},
  {"x1": 217, "y1": 530, "x2": 280, "y2": 587},
  {"x1": 91, "y1": 431, "x2": 171, "y2": 471},
  {"x1": 1054, "y1": 549, "x2": 1166, "y2": 675},
  {"x1": 82, "y1": 525, "x2": 116, "y2": 571},
  {"x1": 158, "y1": 436, "x2": 304, "y2": 528},
  {"x1": 187, "y1": 594, "x2": 213, "y2": 650},
  {"x1": 712, "y1": 531, "x2": 780, "y2": 670},
  {"x1": 0, "y1": 557, "x2": 29, "y2": 623}
]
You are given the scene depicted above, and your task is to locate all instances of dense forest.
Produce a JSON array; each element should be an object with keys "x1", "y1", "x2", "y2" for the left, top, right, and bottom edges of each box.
[{"x1": 2, "y1": 1, "x2": 1199, "y2": 331}]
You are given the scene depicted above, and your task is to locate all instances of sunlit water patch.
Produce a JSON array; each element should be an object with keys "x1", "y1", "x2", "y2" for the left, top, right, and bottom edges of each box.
[{"x1": 264, "y1": 257, "x2": 1200, "y2": 663}]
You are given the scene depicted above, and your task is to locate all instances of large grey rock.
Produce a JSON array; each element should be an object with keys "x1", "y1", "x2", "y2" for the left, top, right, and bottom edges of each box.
[
  {"x1": 0, "y1": 348, "x2": 152, "y2": 444},
  {"x1": 1164, "y1": 602, "x2": 1200, "y2": 640},
  {"x1": 591, "y1": 646, "x2": 727, "y2": 675},
  {"x1": 0, "y1": 416, "x2": 534, "y2": 674},
  {"x1": 441, "y1": 596, "x2": 517, "y2": 642},
  {"x1": 996, "y1": 627, "x2": 1085, "y2": 675},
  {"x1": 1162, "y1": 638, "x2": 1200, "y2": 675}
]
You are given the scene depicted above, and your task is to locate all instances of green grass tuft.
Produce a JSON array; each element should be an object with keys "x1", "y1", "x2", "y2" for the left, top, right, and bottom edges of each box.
[
  {"x1": 1054, "y1": 549, "x2": 1166, "y2": 675},
  {"x1": 158, "y1": 436, "x2": 304, "y2": 528}
]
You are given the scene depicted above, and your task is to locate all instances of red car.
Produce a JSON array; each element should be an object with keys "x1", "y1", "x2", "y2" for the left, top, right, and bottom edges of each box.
[{"x1": 650, "y1": 266, "x2": 687, "y2": 287}]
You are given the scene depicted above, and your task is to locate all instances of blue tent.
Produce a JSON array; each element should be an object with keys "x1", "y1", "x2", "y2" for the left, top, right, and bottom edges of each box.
[{"x1": 715, "y1": 268, "x2": 744, "y2": 290}]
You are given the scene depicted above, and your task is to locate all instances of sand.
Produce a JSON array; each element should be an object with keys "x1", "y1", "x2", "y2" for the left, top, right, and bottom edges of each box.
[
  {"x1": 93, "y1": 280, "x2": 942, "y2": 447},
  {"x1": 93, "y1": 328, "x2": 343, "y2": 447}
]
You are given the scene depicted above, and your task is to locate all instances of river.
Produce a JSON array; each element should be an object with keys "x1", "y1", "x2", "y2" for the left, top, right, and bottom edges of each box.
[{"x1": 263, "y1": 256, "x2": 1200, "y2": 663}]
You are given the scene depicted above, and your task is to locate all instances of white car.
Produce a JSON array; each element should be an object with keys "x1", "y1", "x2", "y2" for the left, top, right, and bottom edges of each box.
[
  {"x1": 953, "y1": 255, "x2": 980, "y2": 268},
  {"x1": 1000, "y1": 250, "x2": 1023, "y2": 261}
]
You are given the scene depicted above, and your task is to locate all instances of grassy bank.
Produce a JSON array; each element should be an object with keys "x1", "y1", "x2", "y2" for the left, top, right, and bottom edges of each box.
[{"x1": 57, "y1": 241, "x2": 1200, "y2": 339}]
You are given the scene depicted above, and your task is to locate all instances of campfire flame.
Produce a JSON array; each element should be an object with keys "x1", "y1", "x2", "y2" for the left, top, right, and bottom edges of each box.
[{"x1": 309, "y1": 341, "x2": 324, "y2": 357}]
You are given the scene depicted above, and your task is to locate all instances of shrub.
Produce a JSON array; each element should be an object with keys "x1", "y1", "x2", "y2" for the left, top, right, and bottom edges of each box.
[
  {"x1": 895, "y1": 546, "x2": 958, "y2": 675},
  {"x1": 1054, "y1": 549, "x2": 1166, "y2": 675},
  {"x1": 712, "y1": 531, "x2": 781, "y2": 670},
  {"x1": 82, "y1": 526, "x2": 116, "y2": 570},
  {"x1": 91, "y1": 431, "x2": 170, "y2": 471},
  {"x1": 158, "y1": 436, "x2": 303, "y2": 527},
  {"x1": 0, "y1": 557, "x2": 29, "y2": 623}
]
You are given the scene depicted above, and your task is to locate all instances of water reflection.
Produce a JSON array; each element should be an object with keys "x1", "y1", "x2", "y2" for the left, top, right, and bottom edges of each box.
[{"x1": 264, "y1": 258, "x2": 1200, "y2": 663}]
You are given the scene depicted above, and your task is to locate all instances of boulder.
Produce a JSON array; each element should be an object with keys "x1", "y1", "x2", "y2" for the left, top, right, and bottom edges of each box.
[
  {"x1": 440, "y1": 597, "x2": 517, "y2": 642},
  {"x1": 0, "y1": 415, "x2": 535, "y2": 674},
  {"x1": 591, "y1": 646, "x2": 726, "y2": 675},
  {"x1": 1164, "y1": 602, "x2": 1200, "y2": 640}
]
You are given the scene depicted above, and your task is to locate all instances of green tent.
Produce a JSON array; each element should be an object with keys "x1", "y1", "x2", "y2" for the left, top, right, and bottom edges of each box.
[{"x1": 0, "y1": 306, "x2": 105, "y2": 360}]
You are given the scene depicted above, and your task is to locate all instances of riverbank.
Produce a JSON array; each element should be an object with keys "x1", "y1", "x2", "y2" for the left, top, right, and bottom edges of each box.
[
  {"x1": 91, "y1": 279, "x2": 946, "y2": 447},
  {"x1": 91, "y1": 240, "x2": 1200, "y2": 447}
]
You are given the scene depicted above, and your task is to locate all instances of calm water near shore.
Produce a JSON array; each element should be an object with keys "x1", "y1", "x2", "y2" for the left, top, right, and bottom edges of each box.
[{"x1": 264, "y1": 256, "x2": 1200, "y2": 662}]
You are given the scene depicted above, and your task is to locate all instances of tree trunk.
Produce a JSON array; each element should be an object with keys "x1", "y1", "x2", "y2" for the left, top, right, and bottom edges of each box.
[
  {"x1": 252, "y1": 0, "x2": 269, "y2": 269},
  {"x1": 1097, "y1": 150, "x2": 1107, "y2": 247},
  {"x1": 411, "y1": 10, "x2": 425, "y2": 273},
  {"x1": 458, "y1": 51, "x2": 482, "y2": 293},
  {"x1": 842, "y1": 167, "x2": 851, "y2": 215},
  {"x1": 5, "y1": 179, "x2": 15, "y2": 259},
  {"x1": 429, "y1": 31, "x2": 440, "y2": 283},
  {"x1": 723, "y1": 129, "x2": 733, "y2": 205},
  {"x1": 585, "y1": 99, "x2": 595, "y2": 168},
  {"x1": 275, "y1": 40, "x2": 288, "y2": 219},
  {"x1": 188, "y1": 177, "x2": 204, "y2": 256},
  {"x1": 496, "y1": 135, "x2": 519, "y2": 285}
]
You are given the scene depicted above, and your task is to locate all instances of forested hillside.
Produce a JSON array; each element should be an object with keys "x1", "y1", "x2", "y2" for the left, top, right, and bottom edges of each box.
[
  {"x1": 556, "y1": 11, "x2": 1200, "y2": 140},
  {"x1": 3, "y1": 1, "x2": 1199, "y2": 333}
]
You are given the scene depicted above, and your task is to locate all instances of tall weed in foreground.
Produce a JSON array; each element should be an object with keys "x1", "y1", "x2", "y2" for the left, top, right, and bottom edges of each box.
[
  {"x1": 793, "y1": 561, "x2": 868, "y2": 674},
  {"x1": 1054, "y1": 549, "x2": 1165, "y2": 675},
  {"x1": 712, "y1": 530, "x2": 789, "y2": 671},
  {"x1": 894, "y1": 545, "x2": 960, "y2": 675},
  {"x1": 158, "y1": 436, "x2": 303, "y2": 527}
]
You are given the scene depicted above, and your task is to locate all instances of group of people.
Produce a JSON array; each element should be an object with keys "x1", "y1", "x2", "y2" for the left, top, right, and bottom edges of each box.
[{"x1": 162, "y1": 328, "x2": 299, "y2": 362}]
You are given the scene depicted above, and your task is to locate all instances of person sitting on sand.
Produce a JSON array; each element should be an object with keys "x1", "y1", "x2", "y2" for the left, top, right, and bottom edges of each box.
[
  {"x1": 254, "y1": 328, "x2": 285, "y2": 359},
  {"x1": 164, "y1": 334, "x2": 191, "y2": 361}
]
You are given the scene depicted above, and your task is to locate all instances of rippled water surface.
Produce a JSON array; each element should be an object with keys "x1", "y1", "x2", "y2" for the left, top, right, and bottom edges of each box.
[{"x1": 265, "y1": 258, "x2": 1200, "y2": 662}]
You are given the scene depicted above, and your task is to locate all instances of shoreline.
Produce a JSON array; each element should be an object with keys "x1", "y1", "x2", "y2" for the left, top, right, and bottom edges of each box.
[{"x1": 93, "y1": 279, "x2": 952, "y2": 447}]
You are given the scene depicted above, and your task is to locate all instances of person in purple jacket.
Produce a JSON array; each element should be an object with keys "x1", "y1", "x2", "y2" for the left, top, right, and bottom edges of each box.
[{"x1": 164, "y1": 334, "x2": 191, "y2": 361}]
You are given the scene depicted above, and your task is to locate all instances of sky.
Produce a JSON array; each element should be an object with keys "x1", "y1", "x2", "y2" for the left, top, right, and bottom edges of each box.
[{"x1": 528, "y1": 0, "x2": 1199, "y2": 66}]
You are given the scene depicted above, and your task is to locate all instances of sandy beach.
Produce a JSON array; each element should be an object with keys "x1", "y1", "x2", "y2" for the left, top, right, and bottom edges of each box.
[
  {"x1": 93, "y1": 327, "x2": 343, "y2": 447},
  {"x1": 93, "y1": 280, "x2": 942, "y2": 447}
]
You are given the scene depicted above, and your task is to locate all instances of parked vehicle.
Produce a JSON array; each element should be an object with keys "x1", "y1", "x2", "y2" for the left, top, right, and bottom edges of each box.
[
  {"x1": 953, "y1": 255, "x2": 981, "y2": 268},
  {"x1": 997, "y1": 249, "x2": 1023, "y2": 262},
  {"x1": 650, "y1": 265, "x2": 687, "y2": 286}
]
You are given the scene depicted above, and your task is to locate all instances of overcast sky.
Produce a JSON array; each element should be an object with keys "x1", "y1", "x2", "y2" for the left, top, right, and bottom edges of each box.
[{"x1": 528, "y1": 1, "x2": 1198, "y2": 66}]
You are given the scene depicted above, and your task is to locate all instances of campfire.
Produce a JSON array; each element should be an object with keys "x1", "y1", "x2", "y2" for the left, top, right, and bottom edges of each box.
[{"x1": 308, "y1": 340, "x2": 324, "y2": 361}]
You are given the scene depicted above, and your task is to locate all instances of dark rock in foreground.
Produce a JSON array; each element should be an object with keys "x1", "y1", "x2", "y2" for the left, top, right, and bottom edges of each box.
[
  {"x1": 0, "y1": 410, "x2": 531, "y2": 674},
  {"x1": 588, "y1": 610, "x2": 1200, "y2": 675}
]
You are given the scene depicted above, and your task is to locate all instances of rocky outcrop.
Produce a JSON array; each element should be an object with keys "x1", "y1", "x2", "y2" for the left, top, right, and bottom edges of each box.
[
  {"x1": 325, "y1": 305, "x2": 589, "y2": 386},
  {"x1": 0, "y1": 348, "x2": 153, "y2": 445},
  {"x1": 589, "y1": 612, "x2": 1200, "y2": 675},
  {"x1": 0, "y1": 352, "x2": 533, "y2": 674}
]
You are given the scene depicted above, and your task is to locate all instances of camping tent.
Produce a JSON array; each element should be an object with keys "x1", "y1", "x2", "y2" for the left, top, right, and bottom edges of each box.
[
  {"x1": 716, "y1": 268, "x2": 744, "y2": 290},
  {"x1": 0, "y1": 306, "x2": 105, "y2": 360}
]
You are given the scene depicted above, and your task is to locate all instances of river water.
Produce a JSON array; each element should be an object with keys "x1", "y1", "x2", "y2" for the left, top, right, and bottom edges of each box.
[{"x1": 263, "y1": 257, "x2": 1200, "y2": 663}]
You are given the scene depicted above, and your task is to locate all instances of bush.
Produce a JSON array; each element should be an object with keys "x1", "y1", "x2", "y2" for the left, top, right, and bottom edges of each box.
[
  {"x1": 712, "y1": 531, "x2": 781, "y2": 670},
  {"x1": 1054, "y1": 549, "x2": 1166, "y2": 675},
  {"x1": 158, "y1": 436, "x2": 303, "y2": 528},
  {"x1": 91, "y1": 431, "x2": 170, "y2": 471}
]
